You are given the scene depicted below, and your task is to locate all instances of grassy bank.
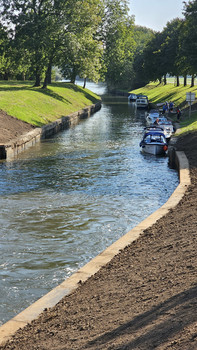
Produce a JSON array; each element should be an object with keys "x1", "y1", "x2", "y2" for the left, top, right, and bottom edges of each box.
[
  {"x1": 0, "y1": 81, "x2": 100, "y2": 127},
  {"x1": 130, "y1": 81, "x2": 197, "y2": 107},
  {"x1": 130, "y1": 82, "x2": 197, "y2": 134}
]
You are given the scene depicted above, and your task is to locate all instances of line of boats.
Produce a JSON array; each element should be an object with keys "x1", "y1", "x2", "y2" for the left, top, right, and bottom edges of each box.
[
  {"x1": 139, "y1": 109, "x2": 175, "y2": 156},
  {"x1": 128, "y1": 94, "x2": 175, "y2": 156},
  {"x1": 128, "y1": 93, "x2": 149, "y2": 109}
]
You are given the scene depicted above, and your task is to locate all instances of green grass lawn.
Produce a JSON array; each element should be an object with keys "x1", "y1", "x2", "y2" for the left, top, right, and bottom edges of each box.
[
  {"x1": 177, "y1": 112, "x2": 197, "y2": 135},
  {"x1": 0, "y1": 81, "x2": 100, "y2": 126},
  {"x1": 130, "y1": 82, "x2": 197, "y2": 135},
  {"x1": 130, "y1": 81, "x2": 197, "y2": 107}
]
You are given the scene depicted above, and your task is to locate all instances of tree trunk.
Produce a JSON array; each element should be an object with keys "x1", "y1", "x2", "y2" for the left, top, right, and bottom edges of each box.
[
  {"x1": 184, "y1": 75, "x2": 187, "y2": 86},
  {"x1": 42, "y1": 63, "x2": 52, "y2": 89},
  {"x1": 34, "y1": 70, "x2": 41, "y2": 87},
  {"x1": 70, "y1": 67, "x2": 77, "y2": 84},
  {"x1": 83, "y1": 77, "x2": 87, "y2": 89},
  {"x1": 191, "y1": 74, "x2": 194, "y2": 87},
  {"x1": 4, "y1": 72, "x2": 9, "y2": 80},
  {"x1": 163, "y1": 75, "x2": 167, "y2": 85},
  {"x1": 48, "y1": 63, "x2": 52, "y2": 84},
  {"x1": 176, "y1": 76, "x2": 179, "y2": 87},
  {"x1": 42, "y1": 73, "x2": 48, "y2": 89}
]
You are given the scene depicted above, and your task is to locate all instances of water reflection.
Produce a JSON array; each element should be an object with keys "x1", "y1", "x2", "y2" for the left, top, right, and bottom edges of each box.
[{"x1": 0, "y1": 83, "x2": 179, "y2": 325}]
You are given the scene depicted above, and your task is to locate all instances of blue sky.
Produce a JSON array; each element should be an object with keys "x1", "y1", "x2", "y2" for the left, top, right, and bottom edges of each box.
[{"x1": 129, "y1": 0, "x2": 185, "y2": 31}]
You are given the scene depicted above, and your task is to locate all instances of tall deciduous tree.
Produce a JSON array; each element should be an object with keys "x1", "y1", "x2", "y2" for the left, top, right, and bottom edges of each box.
[
  {"x1": 101, "y1": 0, "x2": 136, "y2": 89},
  {"x1": 159, "y1": 18, "x2": 183, "y2": 86},
  {"x1": 181, "y1": 0, "x2": 197, "y2": 86},
  {"x1": 142, "y1": 31, "x2": 165, "y2": 83},
  {"x1": 59, "y1": 0, "x2": 104, "y2": 86},
  {"x1": 0, "y1": 24, "x2": 9, "y2": 79},
  {"x1": 1, "y1": 0, "x2": 73, "y2": 86},
  {"x1": 130, "y1": 26, "x2": 154, "y2": 89}
]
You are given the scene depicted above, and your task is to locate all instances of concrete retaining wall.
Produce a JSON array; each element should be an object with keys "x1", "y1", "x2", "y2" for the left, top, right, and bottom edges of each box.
[
  {"x1": 0, "y1": 147, "x2": 191, "y2": 346},
  {"x1": 1, "y1": 101, "x2": 101, "y2": 160}
]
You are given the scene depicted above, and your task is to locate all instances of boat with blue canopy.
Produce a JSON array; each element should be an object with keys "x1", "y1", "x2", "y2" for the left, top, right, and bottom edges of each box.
[{"x1": 140, "y1": 127, "x2": 168, "y2": 156}]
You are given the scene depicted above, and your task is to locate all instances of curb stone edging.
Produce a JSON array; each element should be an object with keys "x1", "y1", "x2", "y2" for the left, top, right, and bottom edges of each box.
[
  {"x1": 0, "y1": 150, "x2": 190, "y2": 346},
  {"x1": 1, "y1": 101, "x2": 101, "y2": 160}
]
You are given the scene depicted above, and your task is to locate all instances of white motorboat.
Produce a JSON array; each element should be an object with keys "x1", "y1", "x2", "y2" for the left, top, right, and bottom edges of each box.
[
  {"x1": 140, "y1": 127, "x2": 168, "y2": 155},
  {"x1": 146, "y1": 109, "x2": 160, "y2": 125},
  {"x1": 136, "y1": 95, "x2": 149, "y2": 109},
  {"x1": 157, "y1": 119, "x2": 174, "y2": 140},
  {"x1": 128, "y1": 93, "x2": 137, "y2": 103}
]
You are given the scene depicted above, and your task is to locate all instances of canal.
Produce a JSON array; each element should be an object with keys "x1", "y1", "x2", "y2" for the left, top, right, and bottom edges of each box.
[{"x1": 0, "y1": 82, "x2": 179, "y2": 325}]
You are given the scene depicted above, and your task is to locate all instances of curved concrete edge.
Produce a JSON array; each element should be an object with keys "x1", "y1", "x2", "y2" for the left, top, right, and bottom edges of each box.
[
  {"x1": 1, "y1": 101, "x2": 101, "y2": 160},
  {"x1": 0, "y1": 150, "x2": 191, "y2": 345}
]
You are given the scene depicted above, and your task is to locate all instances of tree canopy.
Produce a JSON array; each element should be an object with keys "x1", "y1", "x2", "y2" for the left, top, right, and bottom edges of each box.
[{"x1": 0, "y1": 0, "x2": 197, "y2": 89}]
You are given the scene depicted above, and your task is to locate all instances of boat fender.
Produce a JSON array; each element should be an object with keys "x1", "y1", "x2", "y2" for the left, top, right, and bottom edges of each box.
[{"x1": 163, "y1": 145, "x2": 168, "y2": 151}]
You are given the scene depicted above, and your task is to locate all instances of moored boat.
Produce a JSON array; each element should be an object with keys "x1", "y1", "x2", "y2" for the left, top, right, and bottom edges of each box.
[
  {"x1": 146, "y1": 109, "x2": 160, "y2": 125},
  {"x1": 128, "y1": 93, "x2": 137, "y2": 103},
  {"x1": 140, "y1": 127, "x2": 168, "y2": 156},
  {"x1": 157, "y1": 119, "x2": 174, "y2": 140},
  {"x1": 136, "y1": 95, "x2": 149, "y2": 109}
]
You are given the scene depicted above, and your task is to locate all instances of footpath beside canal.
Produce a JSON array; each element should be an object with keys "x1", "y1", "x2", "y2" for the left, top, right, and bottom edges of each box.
[{"x1": 0, "y1": 126, "x2": 197, "y2": 348}]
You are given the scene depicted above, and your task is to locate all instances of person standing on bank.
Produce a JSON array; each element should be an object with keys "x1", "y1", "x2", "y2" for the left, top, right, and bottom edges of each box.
[
  {"x1": 169, "y1": 101, "x2": 174, "y2": 111},
  {"x1": 177, "y1": 107, "x2": 181, "y2": 120}
]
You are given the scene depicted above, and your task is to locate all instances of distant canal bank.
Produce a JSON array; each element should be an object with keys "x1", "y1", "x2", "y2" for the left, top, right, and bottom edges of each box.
[{"x1": 0, "y1": 83, "x2": 179, "y2": 325}]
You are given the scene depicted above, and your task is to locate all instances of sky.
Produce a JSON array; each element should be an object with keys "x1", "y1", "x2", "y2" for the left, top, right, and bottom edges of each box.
[{"x1": 129, "y1": 0, "x2": 185, "y2": 31}]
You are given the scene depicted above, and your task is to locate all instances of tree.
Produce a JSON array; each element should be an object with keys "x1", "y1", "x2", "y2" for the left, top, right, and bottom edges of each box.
[
  {"x1": 159, "y1": 18, "x2": 183, "y2": 86},
  {"x1": 59, "y1": 31, "x2": 103, "y2": 86},
  {"x1": 0, "y1": 25, "x2": 25, "y2": 80},
  {"x1": 141, "y1": 18, "x2": 183, "y2": 86},
  {"x1": 0, "y1": 24, "x2": 9, "y2": 79},
  {"x1": 1, "y1": 0, "x2": 73, "y2": 86},
  {"x1": 130, "y1": 26, "x2": 154, "y2": 89},
  {"x1": 181, "y1": 0, "x2": 197, "y2": 86},
  {"x1": 58, "y1": 0, "x2": 104, "y2": 86},
  {"x1": 101, "y1": 0, "x2": 136, "y2": 89},
  {"x1": 142, "y1": 31, "x2": 166, "y2": 83}
]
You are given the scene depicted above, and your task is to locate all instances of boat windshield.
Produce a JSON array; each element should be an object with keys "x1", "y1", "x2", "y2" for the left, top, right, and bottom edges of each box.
[{"x1": 144, "y1": 133, "x2": 166, "y2": 143}]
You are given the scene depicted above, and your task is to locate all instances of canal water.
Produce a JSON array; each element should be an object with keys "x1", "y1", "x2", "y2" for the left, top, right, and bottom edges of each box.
[{"x1": 0, "y1": 82, "x2": 179, "y2": 325}]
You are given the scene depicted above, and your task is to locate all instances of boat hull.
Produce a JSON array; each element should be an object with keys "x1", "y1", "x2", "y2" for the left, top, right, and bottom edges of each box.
[{"x1": 141, "y1": 143, "x2": 167, "y2": 155}]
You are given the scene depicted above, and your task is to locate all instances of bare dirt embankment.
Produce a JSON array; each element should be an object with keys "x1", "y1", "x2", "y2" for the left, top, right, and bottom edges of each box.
[
  {"x1": 0, "y1": 111, "x2": 35, "y2": 144},
  {"x1": 0, "y1": 113, "x2": 197, "y2": 350}
]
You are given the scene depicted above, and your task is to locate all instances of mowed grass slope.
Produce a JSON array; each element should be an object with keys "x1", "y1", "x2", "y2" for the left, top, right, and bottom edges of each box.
[
  {"x1": 0, "y1": 81, "x2": 100, "y2": 126},
  {"x1": 130, "y1": 81, "x2": 197, "y2": 107},
  {"x1": 130, "y1": 82, "x2": 197, "y2": 134}
]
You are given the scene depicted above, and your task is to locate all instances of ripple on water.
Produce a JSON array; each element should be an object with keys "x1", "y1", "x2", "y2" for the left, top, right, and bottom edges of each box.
[{"x1": 0, "y1": 89, "x2": 179, "y2": 325}]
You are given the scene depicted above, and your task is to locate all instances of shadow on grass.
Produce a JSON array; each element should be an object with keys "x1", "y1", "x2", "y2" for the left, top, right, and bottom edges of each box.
[
  {"x1": 36, "y1": 86, "x2": 72, "y2": 104},
  {"x1": 51, "y1": 82, "x2": 99, "y2": 103},
  {"x1": 0, "y1": 82, "x2": 72, "y2": 104},
  {"x1": 83, "y1": 284, "x2": 197, "y2": 350},
  {"x1": 0, "y1": 81, "x2": 99, "y2": 104}
]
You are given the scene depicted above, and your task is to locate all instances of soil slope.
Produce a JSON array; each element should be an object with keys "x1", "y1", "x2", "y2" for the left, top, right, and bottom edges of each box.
[
  {"x1": 0, "y1": 110, "x2": 35, "y2": 144},
  {"x1": 0, "y1": 116, "x2": 197, "y2": 350}
]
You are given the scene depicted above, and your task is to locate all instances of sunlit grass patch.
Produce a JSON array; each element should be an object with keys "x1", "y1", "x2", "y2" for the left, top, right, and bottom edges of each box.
[
  {"x1": 177, "y1": 111, "x2": 197, "y2": 134},
  {"x1": 130, "y1": 82, "x2": 197, "y2": 107},
  {"x1": 0, "y1": 81, "x2": 100, "y2": 126},
  {"x1": 130, "y1": 82, "x2": 197, "y2": 135}
]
